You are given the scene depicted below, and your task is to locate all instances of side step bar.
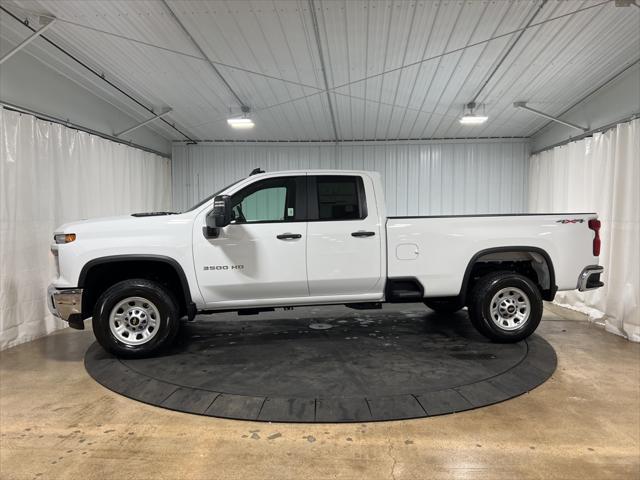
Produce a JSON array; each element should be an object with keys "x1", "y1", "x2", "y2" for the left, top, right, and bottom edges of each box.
[{"x1": 385, "y1": 277, "x2": 424, "y2": 303}]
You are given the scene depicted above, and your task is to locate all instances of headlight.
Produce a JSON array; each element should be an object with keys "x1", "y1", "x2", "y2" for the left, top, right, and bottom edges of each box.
[{"x1": 54, "y1": 233, "x2": 76, "y2": 244}]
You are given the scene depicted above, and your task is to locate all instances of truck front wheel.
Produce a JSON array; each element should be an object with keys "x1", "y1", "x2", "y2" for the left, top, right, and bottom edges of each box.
[
  {"x1": 92, "y1": 279, "x2": 180, "y2": 357},
  {"x1": 468, "y1": 272, "x2": 542, "y2": 343}
]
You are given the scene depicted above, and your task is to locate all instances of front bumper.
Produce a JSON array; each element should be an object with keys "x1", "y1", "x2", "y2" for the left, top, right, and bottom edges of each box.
[
  {"x1": 577, "y1": 266, "x2": 604, "y2": 292},
  {"x1": 47, "y1": 285, "x2": 84, "y2": 329}
]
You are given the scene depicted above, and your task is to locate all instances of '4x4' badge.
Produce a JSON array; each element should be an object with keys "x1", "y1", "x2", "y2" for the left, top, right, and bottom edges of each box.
[{"x1": 556, "y1": 219, "x2": 584, "y2": 224}]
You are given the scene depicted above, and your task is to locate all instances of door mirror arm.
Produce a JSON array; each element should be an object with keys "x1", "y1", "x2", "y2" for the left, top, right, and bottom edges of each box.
[{"x1": 202, "y1": 225, "x2": 220, "y2": 239}]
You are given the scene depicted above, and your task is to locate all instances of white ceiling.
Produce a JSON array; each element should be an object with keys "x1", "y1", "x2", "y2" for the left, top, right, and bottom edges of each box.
[{"x1": 1, "y1": 0, "x2": 638, "y2": 142}]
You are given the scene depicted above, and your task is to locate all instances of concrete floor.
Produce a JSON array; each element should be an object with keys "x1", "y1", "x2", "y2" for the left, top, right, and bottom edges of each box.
[{"x1": 1, "y1": 305, "x2": 639, "y2": 480}]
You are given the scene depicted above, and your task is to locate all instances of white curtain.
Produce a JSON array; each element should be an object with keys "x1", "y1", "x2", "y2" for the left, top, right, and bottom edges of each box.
[
  {"x1": 0, "y1": 108, "x2": 172, "y2": 350},
  {"x1": 529, "y1": 118, "x2": 640, "y2": 341}
]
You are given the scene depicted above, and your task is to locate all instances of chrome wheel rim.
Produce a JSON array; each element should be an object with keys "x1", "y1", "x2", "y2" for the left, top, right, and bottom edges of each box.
[
  {"x1": 489, "y1": 287, "x2": 531, "y2": 331},
  {"x1": 109, "y1": 297, "x2": 160, "y2": 346}
]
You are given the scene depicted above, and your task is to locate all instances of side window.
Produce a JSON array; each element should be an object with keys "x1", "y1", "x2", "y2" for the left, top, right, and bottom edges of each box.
[
  {"x1": 316, "y1": 176, "x2": 365, "y2": 221},
  {"x1": 230, "y1": 177, "x2": 297, "y2": 223}
]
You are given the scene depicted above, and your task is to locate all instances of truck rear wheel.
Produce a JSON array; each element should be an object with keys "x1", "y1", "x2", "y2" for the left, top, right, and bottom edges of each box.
[
  {"x1": 424, "y1": 298, "x2": 463, "y2": 314},
  {"x1": 468, "y1": 272, "x2": 542, "y2": 343},
  {"x1": 92, "y1": 279, "x2": 180, "y2": 357}
]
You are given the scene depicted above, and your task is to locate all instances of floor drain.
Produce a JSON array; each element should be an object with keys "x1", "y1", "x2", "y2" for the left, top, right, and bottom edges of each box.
[{"x1": 309, "y1": 323, "x2": 333, "y2": 330}]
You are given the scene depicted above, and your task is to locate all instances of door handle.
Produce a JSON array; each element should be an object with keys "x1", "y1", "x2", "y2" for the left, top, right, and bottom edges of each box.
[
  {"x1": 351, "y1": 231, "x2": 376, "y2": 237},
  {"x1": 277, "y1": 233, "x2": 302, "y2": 240}
]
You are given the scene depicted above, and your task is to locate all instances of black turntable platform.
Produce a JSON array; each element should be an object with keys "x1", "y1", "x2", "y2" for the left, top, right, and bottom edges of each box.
[{"x1": 85, "y1": 304, "x2": 556, "y2": 422}]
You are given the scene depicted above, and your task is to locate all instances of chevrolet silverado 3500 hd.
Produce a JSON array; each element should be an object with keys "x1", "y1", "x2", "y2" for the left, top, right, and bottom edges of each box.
[{"x1": 48, "y1": 169, "x2": 604, "y2": 357}]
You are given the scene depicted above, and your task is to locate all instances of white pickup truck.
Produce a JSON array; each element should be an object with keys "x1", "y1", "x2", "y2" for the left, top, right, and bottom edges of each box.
[{"x1": 48, "y1": 169, "x2": 604, "y2": 357}]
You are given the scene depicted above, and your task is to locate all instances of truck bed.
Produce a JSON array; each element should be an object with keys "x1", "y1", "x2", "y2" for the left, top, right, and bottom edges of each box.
[{"x1": 386, "y1": 213, "x2": 598, "y2": 297}]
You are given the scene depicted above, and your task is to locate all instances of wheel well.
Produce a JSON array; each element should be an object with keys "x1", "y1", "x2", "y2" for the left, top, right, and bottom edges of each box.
[
  {"x1": 461, "y1": 249, "x2": 556, "y2": 303},
  {"x1": 79, "y1": 259, "x2": 190, "y2": 319}
]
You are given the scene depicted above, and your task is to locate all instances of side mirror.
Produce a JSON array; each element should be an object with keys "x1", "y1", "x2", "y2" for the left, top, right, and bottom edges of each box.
[
  {"x1": 204, "y1": 195, "x2": 231, "y2": 238},
  {"x1": 212, "y1": 195, "x2": 232, "y2": 227}
]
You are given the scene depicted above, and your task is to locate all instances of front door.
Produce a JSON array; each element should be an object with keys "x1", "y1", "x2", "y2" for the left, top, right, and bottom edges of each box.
[{"x1": 193, "y1": 175, "x2": 308, "y2": 305}]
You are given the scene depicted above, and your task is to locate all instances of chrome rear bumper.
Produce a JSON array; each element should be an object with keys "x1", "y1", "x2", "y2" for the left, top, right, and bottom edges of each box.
[
  {"x1": 577, "y1": 266, "x2": 604, "y2": 292},
  {"x1": 47, "y1": 285, "x2": 83, "y2": 323}
]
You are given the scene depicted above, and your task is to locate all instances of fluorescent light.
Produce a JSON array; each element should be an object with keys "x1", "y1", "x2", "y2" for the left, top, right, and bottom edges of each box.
[
  {"x1": 459, "y1": 114, "x2": 488, "y2": 125},
  {"x1": 459, "y1": 101, "x2": 488, "y2": 125},
  {"x1": 227, "y1": 117, "x2": 255, "y2": 129}
]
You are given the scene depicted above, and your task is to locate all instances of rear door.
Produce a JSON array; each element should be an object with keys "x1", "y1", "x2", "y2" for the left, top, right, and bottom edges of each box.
[{"x1": 306, "y1": 174, "x2": 383, "y2": 297}]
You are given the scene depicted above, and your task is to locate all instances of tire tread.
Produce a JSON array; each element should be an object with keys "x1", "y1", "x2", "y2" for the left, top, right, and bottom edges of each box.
[
  {"x1": 92, "y1": 279, "x2": 180, "y2": 357},
  {"x1": 467, "y1": 271, "x2": 542, "y2": 343}
]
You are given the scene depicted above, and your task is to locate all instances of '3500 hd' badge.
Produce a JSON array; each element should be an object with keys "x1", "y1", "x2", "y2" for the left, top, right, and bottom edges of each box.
[{"x1": 203, "y1": 265, "x2": 244, "y2": 271}]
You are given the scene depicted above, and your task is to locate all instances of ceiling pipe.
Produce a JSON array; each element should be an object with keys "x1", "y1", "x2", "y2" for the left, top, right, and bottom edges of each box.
[
  {"x1": 0, "y1": 16, "x2": 56, "y2": 65},
  {"x1": 513, "y1": 102, "x2": 588, "y2": 132}
]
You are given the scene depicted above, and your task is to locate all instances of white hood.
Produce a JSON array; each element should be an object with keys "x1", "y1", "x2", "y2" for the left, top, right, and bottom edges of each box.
[{"x1": 54, "y1": 212, "x2": 193, "y2": 237}]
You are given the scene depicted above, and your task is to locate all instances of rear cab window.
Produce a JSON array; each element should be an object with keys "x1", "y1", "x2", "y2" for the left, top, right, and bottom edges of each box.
[{"x1": 310, "y1": 175, "x2": 367, "y2": 221}]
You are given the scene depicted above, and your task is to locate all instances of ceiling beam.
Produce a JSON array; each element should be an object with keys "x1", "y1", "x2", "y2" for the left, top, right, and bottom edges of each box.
[
  {"x1": 308, "y1": 0, "x2": 339, "y2": 142},
  {"x1": 1, "y1": 101, "x2": 170, "y2": 158},
  {"x1": 9, "y1": 9, "x2": 324, "y2": 92},
  {"x1": 161, "y1": 0, "x2": 248, "y2": 111},
  {"x1": 470, "y1": 0, "x2": 548, "y2": 104},
  {"x1": 0, "y1": 5, "x2": 197, "y2": 143},
  {"x1": 531, "y1": 112, "x2": 640, "y2": 155},
  {"x1": 513, "y1": 102, "x2": 588, "y2": 132},
  {"x1": 248, "y1": 0, "x2": 610, "y2": 118},
  {"x1": 114, "y1": 109, "x2": 173, "y2": 137},
  {"x1": 528, "y1": 58, "x2": 640, "y2": 137},
  {"x1": 0, "y1": 17, "x2": 56, "y2": 65}
]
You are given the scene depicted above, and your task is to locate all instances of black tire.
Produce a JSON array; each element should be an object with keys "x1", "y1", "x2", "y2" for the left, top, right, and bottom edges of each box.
[
  {"x1": 467, "y1": 271, "x2": 542, "y2": 343},
  {"x1": 424, "y1": 298, "x2": 463, "y2": 314},
  {"x1": 92, "y1": 279, "x2": 180, "y2": 358}
]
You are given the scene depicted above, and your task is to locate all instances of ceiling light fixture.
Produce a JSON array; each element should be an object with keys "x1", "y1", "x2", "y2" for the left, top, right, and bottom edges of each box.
[
  {"x1": 459, "y1": 102, "x2": 488, "y2": 125},
  {"x1": 227, "y1": 117, "x2": 254, "y2": 129},
  {"x1": 227, "y1": 105, "x2": 255, "y2": 129}
]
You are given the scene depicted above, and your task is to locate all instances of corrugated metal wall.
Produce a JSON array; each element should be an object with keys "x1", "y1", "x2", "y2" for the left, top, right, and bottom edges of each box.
[{"x1": 172, "y1": 140, "x2": 530, "y2": 216}]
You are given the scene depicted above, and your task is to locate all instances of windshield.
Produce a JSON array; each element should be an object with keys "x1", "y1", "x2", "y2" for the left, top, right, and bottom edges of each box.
[{"x1": 184, "y1": 178, "x2": 244, "y2": 212}]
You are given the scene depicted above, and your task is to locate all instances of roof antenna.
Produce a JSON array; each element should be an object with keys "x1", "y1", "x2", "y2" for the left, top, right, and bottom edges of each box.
[{"x1": 250, "y1": 167, "x2": 265, "y2": 176}]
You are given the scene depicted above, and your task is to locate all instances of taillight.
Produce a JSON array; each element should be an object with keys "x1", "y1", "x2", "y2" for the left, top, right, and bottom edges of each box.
[{"x1": 588, "y1": 219, "x2": 601, "y2": 256}]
